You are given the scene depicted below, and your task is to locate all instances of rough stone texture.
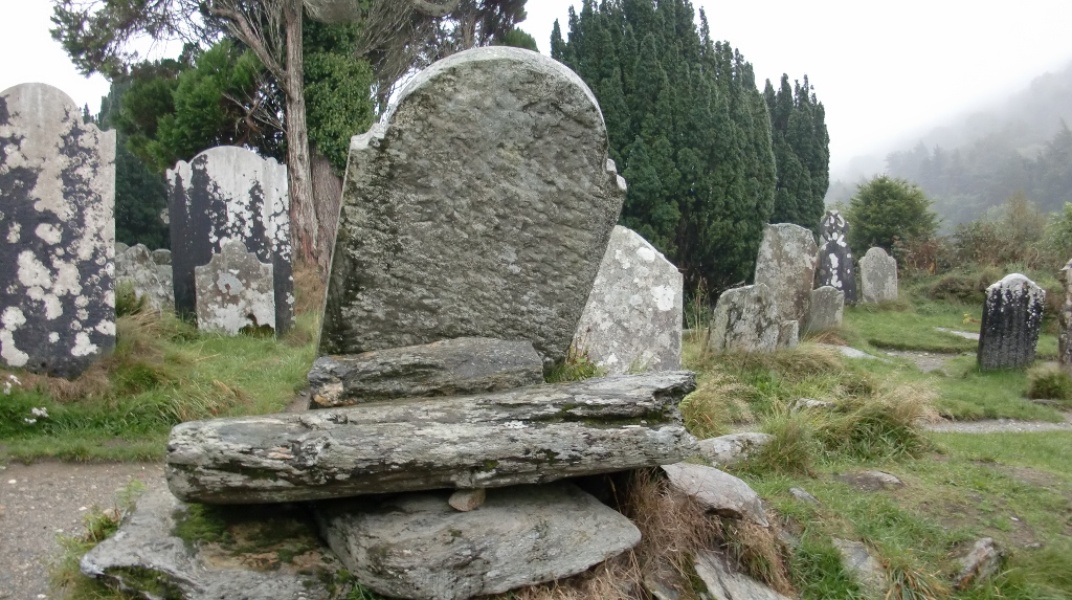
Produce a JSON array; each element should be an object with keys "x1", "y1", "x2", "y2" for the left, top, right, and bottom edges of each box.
[
  {"x1": 694, "y1": 551, "x2": 793, "y2": 600},
  {"x1": 859, "y1": 247, "x2": 898, "y2": 304},
  {"x1": 151, "y1": 248, "x2": 171, "y2": 265},
  {"x1": 816, "y1": 210, "x2": 857, "y2": 305},
  {"x1": 308, "y1": 337, "x2": 544, "y2": 408},
  {"x1": 708, "y1": 284, "x2": 779, "y2": 353},
  {"x1": 754, "y1": 223, "x2": 818, "y2": 326},
  {"x1": 194, "y1": 240, "x2": 277, "y2": 335},
  {"x1": 805, "y1": 286, "x2": 844, "y2": 333},
  {"x1": 696, "y1": 432, "x2": 772, "y2": 467},
  {"x1": 778, "y1": 319, "x2": 800, "y2": 348},
  {"x1": 837, "y1": 470, "x2": 904, "y2": 491},
  {"x1": 954, "y1": 538, "x2": 1006, "y2": 590},
  {"x1": 978, "y1": 273, "x2": 1045, "y2": 370},
  {"x1": 572, "y1": 225, "x2": 682, "y2": 374},
  {"x1": 448, "y1": 488, "x2": 486, "y2": 512},
  {"x1": 80, "y1": 488, "x2": 345, "y2": 600},
  {"x1": 320, "y1": 47, "x2": 625, "y2": 367},
  {"x1": 1062, "y1": 260, "x2": 1072, "y2": 374},
  {"x1": 166, "y1": 371, "x2": 697, "y2": 504},
  {"x1": 0, "y1": 83, "x2": 115, "y2": 378},
  {"x1": 661, "y1": 463, "x2": 769, "y2": 527},
  {"x1": 789, "y1": 487, "x2": 820, "y2": 505},
  {"x1": 791, "y1": 397, "x2": 835, "y2": 412},
  {"x1": 115, "y1": 241, "x2": 129, "y2": 255},
  {"x1": 115, "y1": 243, "x2": 174, "y2": 313},
  {"x1": 168, "y1": 145, "x2": 293, "y2": 335},
  {"x1": 832, "y1": 538, "x2": 887, "y2": 598},
  {"x1": 315, "y1": 482, "x2": 639, "y2": 600}
]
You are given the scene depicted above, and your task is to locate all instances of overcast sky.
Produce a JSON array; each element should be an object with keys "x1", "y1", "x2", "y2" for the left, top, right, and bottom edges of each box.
[{"x1": 4, "y1": 2, "x2": 1072, "y2": 177}]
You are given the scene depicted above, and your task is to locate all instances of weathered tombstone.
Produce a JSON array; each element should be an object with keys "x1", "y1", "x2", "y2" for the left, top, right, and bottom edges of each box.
[
  {"x1": 977, "y1": 273, "x2": 1045, "y2": 370},
  {"x1": 572, "y1": 226, "x2": 682, "y2": 374},
  {"x1": 708, "y1": 284, "x2": 779, "y2": 353},
  {"x1": 815, "y1": 210, "x2": 857, "y2": 305},
  {"x1": 1060, "y1": 260, "x2": 1072, "y2": 373},
  {"x1": 116, "y1": 244, "x2": 175, "y2": 313},
  {"x1": 805, "y1": 286, "x2": 844, "y2": 333},
  {"x1": 754, "y1": 223, "x2": 818, "y2": 327},
  {"x1": 194, "y1": 240, "x2": 276, "y2": 335},
  {"x1": 859, "y1": 247, "x2": 898, "y2": 303},
  {"x1": 151, "y1": 248, "x2": 172, "y2": 265},
  {"x1": 0, "y1": 83, "x2": 116, "y2": 378},
  {"x1": 320, "y1": 47, "x2": 625, "y2": 367},
  {"x1": 168, "y1": 146, "x2": 293, "y2": 335}
]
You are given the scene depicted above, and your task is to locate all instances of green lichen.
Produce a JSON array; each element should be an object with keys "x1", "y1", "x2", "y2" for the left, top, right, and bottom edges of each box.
[{"x1": 109, "y1": 566, "x2": 184, "y2": 600}]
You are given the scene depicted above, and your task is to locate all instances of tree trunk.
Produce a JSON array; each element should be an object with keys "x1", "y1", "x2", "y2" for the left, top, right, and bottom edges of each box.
[
  {"x1": 283, "y1": 0, "x2": 318, "y2": 266},
  {"x1": 310, "y1": 149, "x2": 342, "y2": 278}
]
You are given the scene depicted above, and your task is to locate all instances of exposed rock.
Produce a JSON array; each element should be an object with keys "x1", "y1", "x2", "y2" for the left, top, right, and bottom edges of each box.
[
  {"x1": 314, "y1": 482, "x2": 640, "y2": 600},
  {"x1": 754, "y1": 223, "x2": 819, "y2": 326},
  {"x1": 697, "y1": 432, "x2": 773, "y2": 467},
  {"x1": 791, "y1": 397, "x2": 835, "y2": 412},
  {"x1": 837, "y1": 470, "x2": 904, "y2": 491},
  {"x1": 859, "y1": 247, "x2": 898, "y2": 304},
  {"x1": 778, "y1": 319, "x2": 800, "y2": 348},
  {"x1": 806, "y1": 286, "x2": 844, "y2": 333},
  {"x1": 693, "y1": 550, "x2": 793, "y2": 600},
  {"x1": 80, "y1": 488, "x2": 344, "y2": 600},
  {"x1": 573, "y1": 226, "x2": 682, "y2": 374},
  {"x1": 954, "y1": 538, "x2": 1006, "y2": 590},
  {"x1": 832, "y1": 538, "x2": 887, "y2": 598},
  {"x1": 307, "y1": 337, "x2": 544, "y2": 408},
  {"x1": 115, "y1": 241, "x2": 129, "y2": 255},
  {"x1": 709, "y1": 284, "x2": 780, "y2": 353},
  {"x1": 448, "y1": 488, "x2": 487, "y2": 512},
  {"x1": 116, "y1": 243, "x2": 175, "y2": 313},
  {"x1": 167, "y1": 371, "x2": 697, "y2": 504},
  {"x1": 152, "y1": 248, "x2": 172, "y2": 265},
  {"x1": 789, "y1": 487, "x2": 820, "y2": 506},
  {"x1": 819, "y1": 344, "x2": 880, "y2": 360},
  {"x1": 194, "y1": 240, "x2": 276, "y2": 335},
  {"x1": 320, "y1": 47, "x2": 624, "y2": 367},
  {"x1": 935, "y1": 326, "x2": 980, "y2": 341},
  {"x1": 661, "y1": 463, "x2": 769, "y2": 527},
  {"x1": 978, "y1": 273, "x2": 1045, "y2": 370}
]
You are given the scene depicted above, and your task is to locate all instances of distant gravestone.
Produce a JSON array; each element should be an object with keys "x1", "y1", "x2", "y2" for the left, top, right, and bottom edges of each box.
[
  {"x1": 320, "y1": 47, "x2": 625, "y2": 366},
  {"x1": 754, "y1": 223, "x2": 818, "y2": 327},
  {"x1": 116, "y1": 244, "x2": 174, "y2": 313},
  {"x1": 978, "y1": 273, "x2": 1045, "y2": 370},
  {"x1": 859, "y1": 247, "x2": 898, "y2": 303},
  {"x1": 168, "y1": 146, "x2": 293, "y2": 335},
  {"x1": 151, "y1": 248, "x2": 171, "y2": 266},
  {"x1": 0, "y1": 83, "x2": 116, "y2": 378},
  {"x1": 572, "y1": 226, "x2": 682, "y2": 374},
  {"x1": 194, "y1": 240, "x2": 276, "y2": 335},
  {"x1": 1060, "y1": 260, "x2": 1072, "y2": 373},
  {"x1": 815, "y1": 210, "x2": 857, "y2": 305},
  {"x1": 805, "y1": 286, "x2": 844, "y2": 333},
  {"x1": 708, "y1": 284, "x2": 779, "y2": 353}
]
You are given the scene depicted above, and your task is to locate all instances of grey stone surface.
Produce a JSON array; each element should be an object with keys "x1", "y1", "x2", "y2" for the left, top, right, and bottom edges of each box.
[
  {"x1": 448, "y1": 488, "x2": 486, "y2": 512},
  {"x1": 1062, "y1": 260, "x2": 1072, "y2": 373},
  {"x1": 805, "y1": 286, "x2": 844, "y2": 333},
  {"x1": 697, "y1": 432, "x2": 773, "y2": 467},
  {"x1": 80, "y1": 488, "x2": 345, "y2": 600},
  {"x1": 791, "y1": 397, "x2": 835, "y2": 412},
  {"x1": 978, "y1": 273, "x2": 1045, "y2": 370},
  {"x1": 789, "y1": 487, "x2": 820, "y2": 505},
  {"x1": 573, "y1": 226, "x2": 682, "y2": 374},
  {"x1": 315, "y1": 483, "x2": 639, "y2": 600},
  {"x1": 166, "y1": 371, "x2": 697, "y2": 504},
  {"x1": 837, "y1": 470, "x2": 904, "y2": 491},
  {"x1": 754, "y1": 223, "x2": 819, "y2": 326},
  {"x1": 859, "y1": 247, "x2": 898, "y2": 303},
  {"x1": 708, "y1": 284, "x2": 780, "y2": 353},
  {"x1": 816, "y1": 210, "x2": 857, "y2": 305},
  {"x1": 832, "y1": 538, "x2": 887, "y2": 598},
  {"x1": 320, "y1": 47, "x2": 625, "y2": 367},
  {"x1": 936, "y1": 326, "x2": 979, "y2": 341},
  {"x1": 114, "y1": 241, "x2": 129, "y2": 255},
  {"x1": 954, "y1": 538, "x2": 1006, "y2": 590},
  {"x1": 116, "y1": 243, "x2": 174, "y2": 313},
  {"x1": 168, "y1": 145, "x2": 293, "y2": 335},
  {"x1": 661, "y1": 462, "x2": 769, "y2": 527},
  {"x1": 0, "y1": 83, "x2": 115, "y2": 378},
  {"x1": 194, "y1": 240, "x2": 276, "y2": 335},
  {"x1": 151, "y1": 248, "x2": 171, "y2": 265},
  {"x1": 778, "y1": 319, "x2": 800, "y2": 348},
  {"x1": 694, "y1": 551, "x2": 793, "y2": 600},
  {"x1": 308, "y1": 337, "x2": 544, "y2": 408}
]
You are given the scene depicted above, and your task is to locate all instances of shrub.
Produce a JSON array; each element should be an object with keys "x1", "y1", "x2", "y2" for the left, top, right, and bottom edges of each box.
[
  {"x1": 845, "y1": 176, "x2": 938, "y2": 257},
  {"x1": 1027, "y1": 366, "x2": 1072, "y2": 405}
]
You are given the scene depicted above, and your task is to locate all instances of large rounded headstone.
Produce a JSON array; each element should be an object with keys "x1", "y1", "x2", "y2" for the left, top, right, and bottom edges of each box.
[
  {"x1": 0, "y1": 83, "x2": 116, "y2": 378},
  {"x1": 320, "y1": 47, "x2": 626, "y2": 365},
  {"x1": 859, "y1": 247, "x2": 898, "y2": 304}
]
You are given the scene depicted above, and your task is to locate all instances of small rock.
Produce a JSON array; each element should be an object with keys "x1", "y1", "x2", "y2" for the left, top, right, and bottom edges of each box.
[
  {"x1": 791, "y1": 397, "x2": 834, "y2": 412},
  {"x1": 694, "y1": 550, "x2": 793, "y2": 600},
  {"x1": 954, "y1": 538, "x2": 1006, "y2": 590},
  {"x1": 448, "y1": 488, "x2": 486, "y2": 512},
  {"x1": 832, "y1": 537, "x2": 887, "y2": 597},
  {"x1": 837, "y1": 470, "x2": 904, "y2": 491},
  {"x1": 661, "y1": 463, "x2": 769, "y2": 527},
  {"x1": 697, "y1": 432, "x2": 773, "y2": 467},
  {"x1": 789, "y1": 487, "x2": 820, "y2": 506}
]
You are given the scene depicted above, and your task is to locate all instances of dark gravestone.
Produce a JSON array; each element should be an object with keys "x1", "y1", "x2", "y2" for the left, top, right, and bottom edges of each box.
[
  {"x1": 320, "y1": 47, "x2": 625, "y2": 366},
  {"x1": 167, "y1": 146, "x2": 293, "y2": 335},
  {"x1": 0, "y1": 83, "x2": 115, "y2": 378},
  {"x1": 1060, "y1": 260, "x2": 1072, "y2": 373},
  {"x1": 815, "y1": 210, "x2": 857, "y2": 305},
  {"x1": 978, "y1": 273, "x2": 1045, "y2": 370}
]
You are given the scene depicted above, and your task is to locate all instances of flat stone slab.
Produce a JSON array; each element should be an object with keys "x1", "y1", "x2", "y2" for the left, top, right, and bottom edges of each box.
[
  {"x1": 708, "y1": 284, "x2": 780, "y2": 353},
  {"x1": 167, "y1": 371, "x2": 697, "y2": 504},
  {"x1": 308, "y1": 337, "x2": 544, "y2": 408},
  {"x1": 661, "y1": 463, "x2": 769, "y2": 527},
  {"x1": 315, "y1": 482, "x2": 640, "y2": 600},
  {"x1": 80, "y1": 488, "x2": 346, "y2": 600},
  {"x1": 694, "y1": 550, "x2": 792, "y2": 600},
  {"x1": 696, "y1": 432, "x2": 772, "y2": 467},
  {"x1": 832, "y1": 538, "x2": 887, "y2": 597},
  {"x1": 320, "y1": 47, "x2": 625, "y2": 366}
]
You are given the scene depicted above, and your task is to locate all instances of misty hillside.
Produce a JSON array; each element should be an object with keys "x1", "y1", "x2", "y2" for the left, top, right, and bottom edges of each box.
[{"x1": 828, "y1": 59, "x2": 1072, "y2": 228}]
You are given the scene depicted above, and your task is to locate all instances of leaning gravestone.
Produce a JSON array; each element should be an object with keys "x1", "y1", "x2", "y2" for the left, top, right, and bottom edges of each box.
[
  {"x1": 572, "y1": 225, "x2": 682, "y2": 374},
  {"x1": 815, "y1": 210, "x2": 857, "y2": 305},
  {"x1": 168, "y1": 146, "x2": 293, "y2": 335},
  {"x1": 978, "y1": 273, "x2": 1045, "y2": 370},
  {"x1": 708, "y1": 284, "x2": 780, "y2": 353},
  {"x1": 0, "y1": 83, "x2": 116, "y2": 378},
  {"x1": 754, "y1": 223, "x2": 818, "y2": 329},
  {"x1": 320, "y1": 46, "x2": 625, "y2": 367},
  {"x1": 859, "y1": 246, "x2": 898, "y2": 303},
  {"x1": 1060, "y1": 260, "x2": 1072, "y2": 373},
  {"x1": 194, "y1": 240, "x2": 276, "y2": 335}
]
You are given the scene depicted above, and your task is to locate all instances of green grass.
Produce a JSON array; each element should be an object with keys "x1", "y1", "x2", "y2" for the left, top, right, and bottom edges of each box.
[
  {"x1": 842, "y1": 299, "x2": 981, "y2": 354},
  {"x1": 928, "y1": 356, "x2": 1065, "y2": 421}
]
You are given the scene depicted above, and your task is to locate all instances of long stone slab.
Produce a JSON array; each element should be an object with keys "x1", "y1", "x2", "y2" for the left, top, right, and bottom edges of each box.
[{"x1": 166, "y1": 371, "x2": 697, "y2": 504}]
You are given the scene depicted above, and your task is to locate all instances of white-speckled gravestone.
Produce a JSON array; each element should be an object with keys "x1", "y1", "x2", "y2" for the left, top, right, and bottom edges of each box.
[
  {"x1": 708, "y1": 284, "x2": 780, "y2": 353},
  {"x1": 753, "y1": 223, "x2": 818, "y2": 329},
  {"x1": 1060, "y1": 260, "x2": 1072, "y2": 373},
  {"x1": 978, "y1": 273, "x2": 1045, "y2": 370},
  {"x1": 815, "y1": 210, "x2": 857, "y2": 305},
  {"x1": 0, "y1": 83, "x2": 115, "y2": 378},
  {"x1": 320, "y1": 47, "x2": 625, "y2": 367},
  {"x1": 194, "y1": 240, "x2": 276, "y2": 335},
  {"x1": 572, "y1": 226, "x2": 682, "y2": 373},
  {"x1": 168, "y1": 146, "x2": 293, "y2": 335},
  {"x1": 859, "y1": 247, "x2": 898, "y2": 303}
]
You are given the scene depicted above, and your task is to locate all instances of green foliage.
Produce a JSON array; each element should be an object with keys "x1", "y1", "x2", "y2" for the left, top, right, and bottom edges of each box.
[
  {"x1": 496, "y1": 27, "x2": 538, "y2": 51},
  {"x1": 951, "y1": 193, "x2": 1051, "y2": 269},
  {"x1": 765, "y1": 74, "x2": 830, "y2": 230},
  {"x1": 1026, "y1": 366, "x2": 1072, "y2": 406},
  {"x1": 304, "y1": 52, "x2": 376, "y2": 174},
  {"x1": 845, "y1": 175, "x2": 939, "y2": 256},
  {"x1": 545, "y1": 344, "x2": 605, "y2": 383},
  {"x1": 114, "y1": 280, "x2": 148, "y2": 317}
]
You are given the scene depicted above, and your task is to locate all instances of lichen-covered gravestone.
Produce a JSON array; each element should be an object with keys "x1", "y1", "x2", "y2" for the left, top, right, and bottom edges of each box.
[
  {"x1": 1060, "y1": 260, "x2": 1072, "y2": 373},
  {"x1": 168, "y1": 146, "x2": 293, "y2": 335},
  {"x1": 708, "y1": 284, "x2": 779, "y2": 353},
  {"x1": 572, "y1": 226, "x2": 682, "y2": 374},
  {"x1": 0, "y1": 83, "x2": 115, "y2": 378},
  {"x1": 195, "y1": 240, "x2": 276, "y2": 335},
  {"x1": 116, "y1": 244, "x2": 174, "y2": 313},
  {"x1": 978, "y1": 273, "x2": 1045, "y2": 370},
  {"x1": 815, "y1": 210, "x2": 857, "y2": 305},
  {"x1": 320, "y1": 47, "x2": 625, "y2": 366},
  {"x1": 754, "y1": 223, "x2": 818, "y2": 329},
  {"x1": 805, "y1": 286, "x2": 844, "y2": 333},
  {"x1": 859, "y1": 247, "x2": 898, "y2": 303}
]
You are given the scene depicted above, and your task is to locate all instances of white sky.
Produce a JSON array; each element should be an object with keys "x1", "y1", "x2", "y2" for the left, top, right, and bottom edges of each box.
[{"x1": 4, "y1": 2, "x2": 1072, "y2": 177}]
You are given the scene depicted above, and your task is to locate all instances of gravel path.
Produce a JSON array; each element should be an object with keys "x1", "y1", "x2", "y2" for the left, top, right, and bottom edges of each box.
[{"x1": 923, "y1": 412, "x2": 1072, "y2": 433}]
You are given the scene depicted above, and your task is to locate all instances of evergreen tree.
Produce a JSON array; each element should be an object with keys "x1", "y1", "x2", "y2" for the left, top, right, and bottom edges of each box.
[{"x1": 766, "y1": 74, "x2": 829, "y2": 229}]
